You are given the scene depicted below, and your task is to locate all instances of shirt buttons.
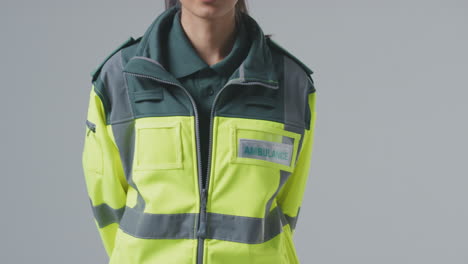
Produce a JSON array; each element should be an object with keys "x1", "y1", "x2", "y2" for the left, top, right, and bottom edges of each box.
[{"x1": 207, "y1": 88, "x2": 214, "y2": 96}]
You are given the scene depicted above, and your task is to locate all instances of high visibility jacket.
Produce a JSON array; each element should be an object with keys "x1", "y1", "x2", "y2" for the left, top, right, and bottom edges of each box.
[{"x1": 82, "y1": 5, "x2": 317, "y2": 264}]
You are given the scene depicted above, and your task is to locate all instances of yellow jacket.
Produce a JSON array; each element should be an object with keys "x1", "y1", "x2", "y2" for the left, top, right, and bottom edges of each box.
[{"x1": 82, "y1": 5, "x2": 317, "y2": 264}]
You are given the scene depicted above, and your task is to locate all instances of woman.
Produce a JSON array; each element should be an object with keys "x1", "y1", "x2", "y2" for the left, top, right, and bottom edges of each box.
[{"x1": 82, "y1": 0, "x2": 317, "y2": 263}]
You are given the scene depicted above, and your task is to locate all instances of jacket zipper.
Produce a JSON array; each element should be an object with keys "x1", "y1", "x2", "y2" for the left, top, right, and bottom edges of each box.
[
  {"x1": 125, "y1": 61, "x2": 278, "y2": 264},
  {"x1": 196, "y1": 78, "x2": 279, "y2": 263},
  {"x1": 124, "y1": 71, "x2": 207, "y2": 263}
]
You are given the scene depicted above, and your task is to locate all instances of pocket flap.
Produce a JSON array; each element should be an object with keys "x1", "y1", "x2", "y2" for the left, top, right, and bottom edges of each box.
[{"x1": 133, "y1": 89, "x2": 164, "y2": 102}]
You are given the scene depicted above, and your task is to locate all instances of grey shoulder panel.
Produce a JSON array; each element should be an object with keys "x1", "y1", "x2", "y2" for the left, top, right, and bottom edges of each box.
[
  {"x1": 92, "y1": 35, "x2": 141, "y2": 125},
  {"x1": 265, "y1": 36, "x2": 314, "y2": 76},
  {"x1": 90, "y1": 36, "x2": 142, "y2": 83},
  {"x1": 282, "y1": 55, "x2": 310, "y2": 130}
]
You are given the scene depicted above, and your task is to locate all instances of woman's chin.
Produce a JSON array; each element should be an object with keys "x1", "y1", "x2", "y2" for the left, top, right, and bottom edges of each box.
[{"x1": 181, "y1": 0, "x2": 234, "y2": 20}]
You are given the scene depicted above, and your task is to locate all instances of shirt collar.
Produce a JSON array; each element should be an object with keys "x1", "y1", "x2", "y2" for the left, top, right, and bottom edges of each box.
[
  {"x1": 166, "y1": 10, "x2": 208, "y2": 78},
  {"x1": 125, "y1": 5, "x2": 279, "y2": 88},
  {"x1": 166, "y1": 9, "x2": 250, "y2": 79},
  {"x1": 210, "y1": 15, "x2": 250, "y2": 77}
]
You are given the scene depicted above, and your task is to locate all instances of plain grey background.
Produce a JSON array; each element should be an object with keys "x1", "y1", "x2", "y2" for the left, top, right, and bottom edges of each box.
[{"x1": 1, "y1": 0, "x2": 467, "y2": 263}]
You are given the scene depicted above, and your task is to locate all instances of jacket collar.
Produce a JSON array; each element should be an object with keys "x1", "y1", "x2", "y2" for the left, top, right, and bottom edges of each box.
[{"x1": 123, "y1": 5, "x2": 279, "y2": 89}]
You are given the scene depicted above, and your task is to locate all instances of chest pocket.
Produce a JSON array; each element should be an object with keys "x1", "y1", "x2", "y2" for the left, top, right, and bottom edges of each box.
[
  {"x1": 133, "y1": 118, "x2": 184, "y2": 171},
  {"x1": 229, "y1": 123, "x2": 302, "y2": 173}
]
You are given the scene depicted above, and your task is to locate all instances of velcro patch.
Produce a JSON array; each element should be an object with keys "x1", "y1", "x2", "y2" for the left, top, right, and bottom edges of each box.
[{"x1": 238, "y1": 138, "x2": 293, "y2": 166}]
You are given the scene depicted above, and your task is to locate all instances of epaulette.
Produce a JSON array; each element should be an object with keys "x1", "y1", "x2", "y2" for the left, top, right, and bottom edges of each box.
[
  {"x1": 90, "y1": 36, "x2": 141, "y2": 83},
  {"x1": 265, "y1": 36, "x2": 314, "y2": 76}
]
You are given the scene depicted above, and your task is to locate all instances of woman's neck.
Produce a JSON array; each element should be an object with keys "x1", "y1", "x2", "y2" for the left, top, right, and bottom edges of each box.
[{"x1": 179, "y1": 7, "x2": 238, "y2": 66}]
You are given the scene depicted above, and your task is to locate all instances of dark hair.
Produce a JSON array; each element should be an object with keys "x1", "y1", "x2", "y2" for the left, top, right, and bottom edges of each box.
[{"x1": 165, "y1": 0, "x2": 249, "y2": 22}]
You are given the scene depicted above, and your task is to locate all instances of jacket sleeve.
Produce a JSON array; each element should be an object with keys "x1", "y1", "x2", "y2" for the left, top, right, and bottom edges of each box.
[
  {"x1": 276, "y1": 76, "x2": 317, "y2": 237},
  {"x1": 81, "y1": 84, "x2": 128, "y2": 257}
]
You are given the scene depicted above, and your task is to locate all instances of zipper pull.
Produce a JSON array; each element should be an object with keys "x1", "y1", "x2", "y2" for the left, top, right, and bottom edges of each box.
[
  {"x1": 86, "y1": 120, "x2": 96, "y2": 133},
  {"x1": 197, "y1": 188, "x2": 207, "y2": 238}
]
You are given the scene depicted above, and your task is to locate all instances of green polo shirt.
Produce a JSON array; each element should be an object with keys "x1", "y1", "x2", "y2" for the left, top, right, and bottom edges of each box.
[{"x1": 164, "y1": 9, "x2": 250, "y2": 187}]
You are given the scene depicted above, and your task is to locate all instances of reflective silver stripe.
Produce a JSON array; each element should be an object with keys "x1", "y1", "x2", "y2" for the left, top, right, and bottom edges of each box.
[
  {"x1": 110, "y1": 119, "x2": 145, "y2": 213},
  {"x1": 264, "y1": 169, "x2": 291, "y2": 222},
  {"x1": 114, "y1": 206, "x2": 290, "y2": 243},
  {"x1": 100, "y1": 50, "x2": 146, "y2": 213},
  {"x1": 119, "y1": 206, "x2": 198, "y2": 239},
  {"x1": 278, "y1": 55, "x2": 310, "y2": 233},
  {"x1": 283, "y1": 54, "x2": 310, "y2": 163},
  {"x1": 284, "y1": 211, "x2": 299, "y2": 231},
  {"x1": 90, "y1": 199, "x2": 126, "y2": 228},
  {"x1": 207, "y1": 206, "x2": 288, "y2": 244}
]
